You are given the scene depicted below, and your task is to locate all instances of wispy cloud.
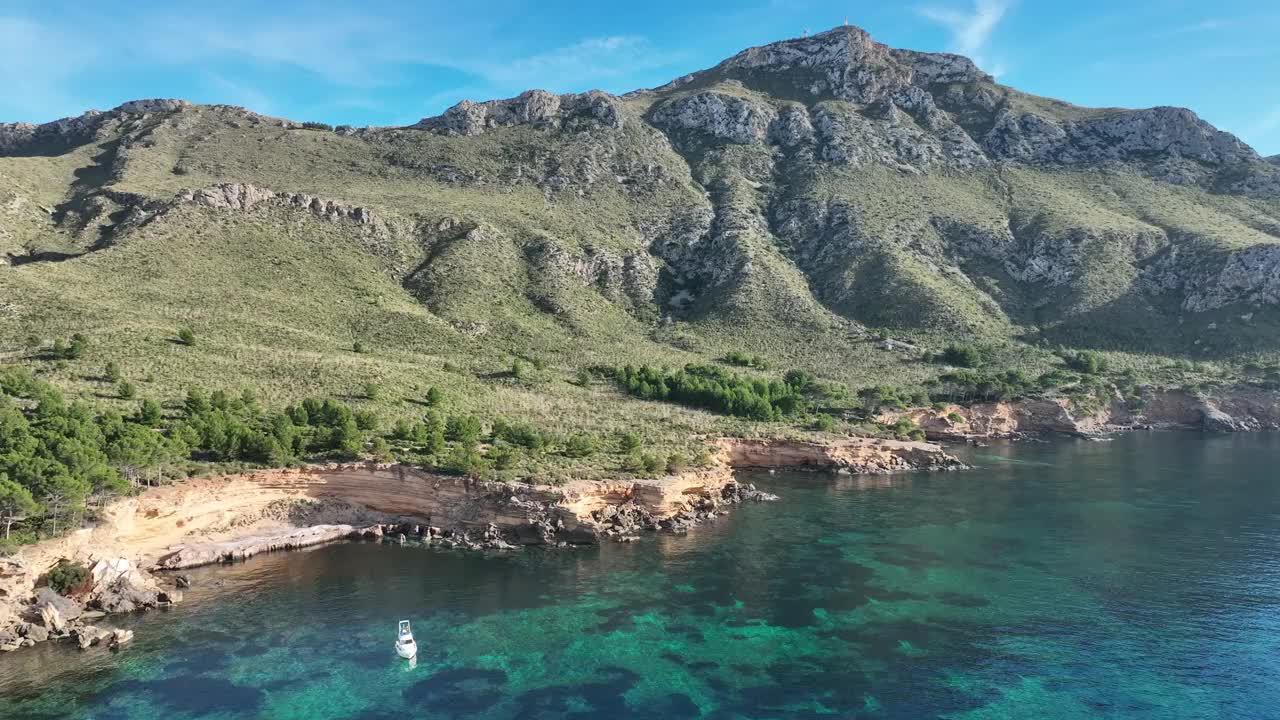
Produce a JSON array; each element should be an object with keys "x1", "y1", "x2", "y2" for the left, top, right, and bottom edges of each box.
[
  {"x1": 917, "y1": 0, "x2": 1011, "y2": 57},
  {"x1": 469, "y1": 35, "x2": 686, "y2": 95},
  {"x1": 916, "y1": 0, "x2": 1011, "y2": 73},
  {"x1": 134, "y1": 14, "x2": 427, "y2": 89},
  {"x1": 0, "y1": 6, "x2": 689, "y2": 125},
  {"x1": 201, "y1": 73, "x2": 276, "y2": 115},
  {"x1": 1159, "y1": 18, "x2": 1235, "y2": 36}
]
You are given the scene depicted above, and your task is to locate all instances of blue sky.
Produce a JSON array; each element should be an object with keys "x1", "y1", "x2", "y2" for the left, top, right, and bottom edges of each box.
[{"x1": 3, "y1": 0, "x2": 1279, "y2": 154}]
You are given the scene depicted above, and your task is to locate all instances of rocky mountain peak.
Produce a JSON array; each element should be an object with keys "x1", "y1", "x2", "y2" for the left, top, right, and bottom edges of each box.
[
  {"x1": 0, "y1": 98, "x2": 194, "y2": 155},
  {"x1": 638, "y1": 26, "x2": 1280, "y2": 195},
  {"x1": 668, "y1": 25, "x2": 988, "y2": 104},
  {"x1": 111, "y1": 98, "x2": 191, "y2": 115}
]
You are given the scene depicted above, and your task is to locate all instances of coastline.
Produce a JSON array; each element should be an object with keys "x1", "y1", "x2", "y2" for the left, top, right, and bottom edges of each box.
[
  {"x1": 5, "y1": 381, "x2": 1278, "y2": 657},
  {"x1": 878, "y1": 387, "x2": 1280, "y2": 441},
  {"x1": 0, "y1": 435, "x2": 961, "y2": 655}
]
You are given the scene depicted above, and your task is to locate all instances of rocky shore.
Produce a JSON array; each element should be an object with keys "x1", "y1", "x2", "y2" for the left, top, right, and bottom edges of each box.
[
  {"x1": 0, "y1": 436, "x2": 961, "y2": 655},
  {"x1": 880, "y1": 387, "x2": 1280, "y2": 440},
  {"x1": 1, "y1": 557, "x2": 176, "y2": 654}
]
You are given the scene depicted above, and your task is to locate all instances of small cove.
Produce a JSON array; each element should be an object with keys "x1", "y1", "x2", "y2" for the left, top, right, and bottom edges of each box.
[{"x1": 2, "y1": 432, "x2": 1278, "y2": 719}]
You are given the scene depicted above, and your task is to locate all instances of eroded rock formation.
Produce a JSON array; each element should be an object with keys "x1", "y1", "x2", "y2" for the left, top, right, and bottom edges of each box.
[{"x1": 415, "y1": 90, "x2": 624, "y2": 136}]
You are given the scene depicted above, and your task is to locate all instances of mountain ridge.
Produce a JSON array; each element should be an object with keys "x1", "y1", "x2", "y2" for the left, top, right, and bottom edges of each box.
[
  {"x1": 2, "y1": 24, "x2": 1279, "y2": 433},
  {"x1": 4, "y1": 28, "x2": 1275, "y2": 172}
]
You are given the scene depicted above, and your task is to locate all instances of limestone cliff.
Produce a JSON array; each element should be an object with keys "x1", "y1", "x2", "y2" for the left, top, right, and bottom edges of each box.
[{"x1": 882, "y1": 387, "x2": 1280, "y2": 439}]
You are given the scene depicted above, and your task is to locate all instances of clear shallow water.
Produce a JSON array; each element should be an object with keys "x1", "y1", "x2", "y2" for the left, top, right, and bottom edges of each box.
[{"x1": 2, "y1": 433, "x2": 1280, "y2": 719}]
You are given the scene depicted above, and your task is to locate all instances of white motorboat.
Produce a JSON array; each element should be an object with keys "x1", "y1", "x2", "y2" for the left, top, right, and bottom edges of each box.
[{"x1": 395, "y1": 620, "x2": 417, "y2": 659}]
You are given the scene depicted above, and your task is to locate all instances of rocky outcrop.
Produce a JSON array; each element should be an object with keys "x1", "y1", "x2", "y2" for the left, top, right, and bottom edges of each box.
[
  {"x1": 92, "y1": 574, "x2": 161, "y2": 614},
  {"x1": 1, "y1": 113, "x2": 104, "y2": 154},
  {"x1": 705, "y1": 26, "x2": 985, "y2": 103},
  {"x1": 886, "y1": 398, "x2": 1119, "y2": 440},
  {"x1": 24, "y1": 588, "x2": 83, "y2": 634},
  {"x1": 522, "y1": 238, "x2": 659, "y2": 313},
  {"x1": 165, "y1": 184, "x2": 409, "y2": 268},
  {"x1": 415, "y1": 90, "x2": 624, "y2": 136},
  {"x1": 713, "y1": 436, "x2": 965, "y2": 473},
  {"x1": 113, "y1": 98, "x2": 191, "y2": 115},
  {"x1": 0, "y1": 558, "x2": 171, "y2": 653},
  {"x1": 810, "y1": 101, "x2": 988, "y2": 172},
  {"x1": 1153, "y1": 244, "x2": 1280, "y2": 312},
  {"x1": 1139, "y1": 388, "x2": 1280, "y2": 431},
  {"x1": 648, "y1": 87, "x2": 988, "y2": 173},
  {"x1": 641, "y1": 25, "x2": 1274, "y2": 194},
  {"x1": 155, "y1": 524, "x2": 357, "y2": 570},
  {"x1": 983, "y1": 106, "x2": 1260, "y2": 170},
  {"x1": 650, "y1": 91, "x2": 778, "y2": 145},
  {"x1": 884, "y1": 387, "x2": 1280, "y2": 440},
  {"x1": 0, "y1": 99, "x2": 190, "y2": 155},
  {"x1": 178, "y1": 183, "x2": 385, "y2": 228}
]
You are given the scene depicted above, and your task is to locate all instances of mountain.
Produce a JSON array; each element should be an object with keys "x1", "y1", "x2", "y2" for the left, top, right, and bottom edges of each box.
[{"x1": 1, "y1": 26, "x2": 1279, "y2": 428}]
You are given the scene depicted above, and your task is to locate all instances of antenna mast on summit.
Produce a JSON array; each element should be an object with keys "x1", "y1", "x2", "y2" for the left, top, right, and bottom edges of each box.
[{"x1": 843, "y1": 16, "x2": 848, "y2": 25}]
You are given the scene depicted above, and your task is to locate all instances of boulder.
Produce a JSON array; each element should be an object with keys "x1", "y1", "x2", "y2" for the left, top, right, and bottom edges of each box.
[
  {"x1": 1202, "y1": 405, "x2": 1248, "y2": 432},
  {"x1": 92, "y1": 576, "x2": 159, "y2": 614},
  {"x1": 0, "y1": 557, "x2": 26, "y2": 579},
  {"x1": 26, "y1": 587, "x2": 84, "y2": 632},
  {"x1": 74, "y1": 625, "x2": 110, "y2": 650},
  {"x1": 90, "y1": 558, "x2": 135, "y2": 588},
  {"x1": 20, "y1": 622, "x2": 49, "y2": 643},
  {"x1": 557, "y1": 525, "x2": 600, "y2": 545},
  {"x1": 512, "y1": 521, "x2": 555, "y2": 546},
  {"x1": 108, "y1": 628, "x2": 134, "y2": 650}
]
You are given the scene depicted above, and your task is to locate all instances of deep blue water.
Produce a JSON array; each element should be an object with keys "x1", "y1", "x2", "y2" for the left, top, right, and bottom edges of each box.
[{"x1": 1, "y1": 433, "x2": 1279, "y2": 719}]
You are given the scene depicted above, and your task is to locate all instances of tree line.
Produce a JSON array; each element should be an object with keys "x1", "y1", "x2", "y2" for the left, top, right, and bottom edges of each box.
[
  {"x1": 611, "y1": 364, "x2": 826, "y2": 421},
  {"x1": 0, "y1": 365, "x2": 711, "y2": 546}
]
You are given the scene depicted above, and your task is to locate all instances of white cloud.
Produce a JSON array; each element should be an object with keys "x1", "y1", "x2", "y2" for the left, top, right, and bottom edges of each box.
[
  {"x1": 916, "y1": 0, "x2": 1011, "y2": 68},
  {"x1": 470, "y1": 35, "x2": 684, "y2": 94},
  {"x1": 0, "y1": 7, "x2": 688, "y2": 125},
  {"x1": 133, "y1": 15, "x2": 419, "y2": 89}
]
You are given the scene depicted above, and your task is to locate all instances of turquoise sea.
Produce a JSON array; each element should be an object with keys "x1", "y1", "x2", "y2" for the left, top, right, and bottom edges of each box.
[{"x1": 2, "y1": 432, "x2": 1279, "y2": 719}]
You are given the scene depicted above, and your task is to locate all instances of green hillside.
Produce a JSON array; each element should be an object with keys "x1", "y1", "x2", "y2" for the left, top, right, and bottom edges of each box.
[{"x1": 2, "y1": 25, "x2": 1279, "y2": 498}]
